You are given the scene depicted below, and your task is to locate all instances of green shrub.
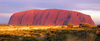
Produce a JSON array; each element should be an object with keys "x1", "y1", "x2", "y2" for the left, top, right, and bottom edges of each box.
[
  {"x1": 79, "y1": 23, "x2": 91, "y2": 28},
  {"x1": 67, "y1": 24, "x2": 74, "y2": 28},
  {"x1": 1, "y1": 24, "x2": 6, "y2": 26},
  {"x1": 97, "y1": 24, "x2": 100, "y2": 28}
]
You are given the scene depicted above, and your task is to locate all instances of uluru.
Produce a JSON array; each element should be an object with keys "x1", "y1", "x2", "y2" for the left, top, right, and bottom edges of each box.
[{"x1": 8, "y1": 9, "x2": 95, "y2": 25}]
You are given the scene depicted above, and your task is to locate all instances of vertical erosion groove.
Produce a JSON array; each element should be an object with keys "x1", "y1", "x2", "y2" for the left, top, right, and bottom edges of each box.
[
  {"x1": 64, "y1": 12, "x2": 71, "y2": 25},
  {"x1": 33, "y1": 10, "x2": 40, "y2": 20},
  {"x1": 39, "y1": 11, "x2": 44, "y2": 25},
  {"x1": 32, "y1": 10, "x2": 36, "y2": 24},
  {"x1": 26, "y1": 15, "x2": 29, "y2": 23},
  {"x1": 43, "y1": 10, "x2": 50, "y2": 25},
  {"x1": 33, "y1": 10, "x2": 40, "y2": 25},
  {"x1": 54, "y1": 10, "x2": 61, "y2": 24},
  {"x1": 20, "y1": 11, "x2": 27, "y2": 24}
]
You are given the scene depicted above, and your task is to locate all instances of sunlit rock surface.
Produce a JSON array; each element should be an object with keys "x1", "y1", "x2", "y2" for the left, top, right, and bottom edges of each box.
[{"x1": 8, "y1": 9, "x2": 95, "y2": 25}]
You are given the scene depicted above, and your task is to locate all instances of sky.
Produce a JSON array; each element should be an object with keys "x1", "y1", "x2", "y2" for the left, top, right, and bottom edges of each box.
[{"x1": 0, "y1": 0, "x2": 100, "y2": 25}]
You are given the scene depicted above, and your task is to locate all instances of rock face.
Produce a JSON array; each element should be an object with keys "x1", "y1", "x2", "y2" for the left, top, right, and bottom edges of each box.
[{"x1": 8, "y1": 9, "x2": 95, "y2": 25}]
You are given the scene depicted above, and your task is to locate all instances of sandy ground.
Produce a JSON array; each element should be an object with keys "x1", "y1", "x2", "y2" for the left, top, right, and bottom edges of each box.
[{"x1": 0, "y1": 26, "x2": 65, "y2": 31}]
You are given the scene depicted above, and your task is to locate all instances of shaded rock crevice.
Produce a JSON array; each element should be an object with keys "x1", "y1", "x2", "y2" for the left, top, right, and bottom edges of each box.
[
  {"x1": 54, "y1": 10, "x2": 61, "y2": 24},
  {"x1": 20, "y1": 11, "x2": 27, "y2": 24},
  {"x1": 43, "y1": 10, "x2": 50, "y2": 25}
]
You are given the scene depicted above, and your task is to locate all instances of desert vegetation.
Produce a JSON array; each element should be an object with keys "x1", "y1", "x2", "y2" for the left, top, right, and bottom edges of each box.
[{"x1": 0, "y1": 23, "x2": 100, "y2": 41}]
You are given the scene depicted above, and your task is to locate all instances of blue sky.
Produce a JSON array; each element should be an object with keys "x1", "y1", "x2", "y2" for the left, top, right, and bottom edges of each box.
[{"x1": 0, "y1": 0, "x2": 100, "y2": 25}]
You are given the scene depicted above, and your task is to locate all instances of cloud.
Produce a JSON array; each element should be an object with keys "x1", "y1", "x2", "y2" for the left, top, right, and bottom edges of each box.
[
  {"x1": 71, "y1": 4, "x2": 100, "y2": 11},
  {"x1": 0, "y1": 13, "x2": 13, "y2": 17},
  {"x1": 0, "y1": 0, "x2": 100, "y2": 13}
]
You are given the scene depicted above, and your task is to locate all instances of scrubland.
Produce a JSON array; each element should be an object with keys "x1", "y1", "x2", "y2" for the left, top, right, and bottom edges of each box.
[{"x1": 0, "y1": 23, "x2": 100, "y2": 41}]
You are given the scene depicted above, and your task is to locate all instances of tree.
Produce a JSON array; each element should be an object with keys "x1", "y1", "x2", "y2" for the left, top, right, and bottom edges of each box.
[
  {"x1": 26, "y1": 24, "x2": 29, "y2": 27},
  {"x1": 63, "y1": 22, "x2": 65, "y2": 25},
  {"x1": 62, "y1": 22, "x2": 65, "y2": 28},
  {"x1": 67, "y1": 24, "x2": 73, "y2": 28}
]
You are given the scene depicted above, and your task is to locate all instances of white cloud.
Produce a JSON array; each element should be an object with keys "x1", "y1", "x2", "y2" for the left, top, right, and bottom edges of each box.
[{"x1": 0, "y1": 13, "x2": 13, "y2": 17}]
